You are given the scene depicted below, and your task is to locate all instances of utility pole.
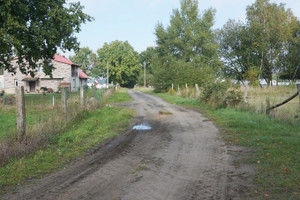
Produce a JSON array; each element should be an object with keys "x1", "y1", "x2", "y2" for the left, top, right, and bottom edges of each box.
[
  {"x1": 143, "y1": 61, "x2": 146, "y2": 88},
  {"x1": 106, "y1": 61, "x2": 109, "y2": 89}
]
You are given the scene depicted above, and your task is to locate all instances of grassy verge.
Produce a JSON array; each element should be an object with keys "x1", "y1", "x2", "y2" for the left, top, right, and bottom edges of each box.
[
  {"x1": 153, "y1": 92, "x2": 300, "y2": 200},
  {"x1": 0, "y1": 89, "x2": 134, "y2": 193},
  {"x1": 106, "y1": 88, "x2": 132, "y2": 103}
]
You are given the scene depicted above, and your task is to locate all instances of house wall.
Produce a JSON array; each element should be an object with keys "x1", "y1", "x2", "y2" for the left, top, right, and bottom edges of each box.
[
  {"x1": 3, "y1": 59, "x2": 77, "y2": 94},
  {"x1": 0, "y1": 75, "x2": 4, "y2": 90}
]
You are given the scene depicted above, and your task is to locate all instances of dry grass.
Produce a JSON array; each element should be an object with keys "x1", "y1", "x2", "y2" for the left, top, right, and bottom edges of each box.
[
  {"x1": 242, "y1": 86, "x2": 299, "y2": 124},
  {"x1": 0, "y1": 88, "x2": 115, "y2": 165}
]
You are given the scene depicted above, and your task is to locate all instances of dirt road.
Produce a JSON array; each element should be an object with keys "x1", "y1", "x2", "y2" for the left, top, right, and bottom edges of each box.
[{"x1": 2, "y1": 90, "x2": 253, "y2": 200}]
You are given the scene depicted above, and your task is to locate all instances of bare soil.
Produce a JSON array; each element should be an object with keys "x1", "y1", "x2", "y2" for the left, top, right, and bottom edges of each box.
[{"x1": 1, "y1": 90, "x2": 255, "y2": 200}]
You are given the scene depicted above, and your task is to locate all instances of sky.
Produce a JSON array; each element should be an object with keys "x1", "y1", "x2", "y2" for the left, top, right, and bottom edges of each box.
[{"x1": 64, "y1": 0, "x2": 300, "y2": 56}]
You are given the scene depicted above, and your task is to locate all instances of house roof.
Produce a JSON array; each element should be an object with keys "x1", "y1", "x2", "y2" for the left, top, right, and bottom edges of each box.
[
  {"x1": 53, "y1": 54, "x2": 73, "y2": 65},
  {"x1": 79, "y1": 69, "x2": 89, "y2": 79}
]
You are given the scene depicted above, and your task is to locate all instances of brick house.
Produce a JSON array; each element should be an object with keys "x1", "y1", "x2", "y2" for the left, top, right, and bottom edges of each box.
[{"x1": 0, "y1": 54, "x2": 88, "y2": 94}]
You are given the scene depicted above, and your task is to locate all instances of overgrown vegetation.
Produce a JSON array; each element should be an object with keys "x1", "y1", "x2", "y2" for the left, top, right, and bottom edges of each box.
[
  {"x1": 0, "y1": 88, "x2": 134, "y2": 193},
  {"x1": 151, "y1": 91, "x2": 300, "y2": 200}
]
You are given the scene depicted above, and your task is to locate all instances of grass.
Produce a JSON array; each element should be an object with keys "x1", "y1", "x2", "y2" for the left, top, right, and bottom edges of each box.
[
  {"x1": 159, "y1": 110, "x2": 173, "y2": 115},
  {"x1": 244, "y1": 86, "x2": 299, "y2": 124},
  {"x1": 152, "y1": 92, "x2": 300, "y2": 200},
  {"x1": 106, "y1": 88, "x2": 132, "y2": 103},
  {"x1": 0, "y1": 88, "x2": 135, "y2": 193}
]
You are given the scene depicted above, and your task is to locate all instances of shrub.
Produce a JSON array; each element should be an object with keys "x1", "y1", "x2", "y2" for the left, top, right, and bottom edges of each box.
[
  {"x1": 168, "y1": 88, "x2": 176, "y2": 95},
  {"x1": 200, "y1": 81, "x2": 242, "y2": 108},
  {"x1": 224, "y1": 88, "x2": 242, "y2": 107}
]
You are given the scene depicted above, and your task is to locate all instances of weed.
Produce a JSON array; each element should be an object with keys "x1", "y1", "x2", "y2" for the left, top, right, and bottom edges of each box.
[{"x1": 159, "y1": 110, "x2": 173, "y2": 115}]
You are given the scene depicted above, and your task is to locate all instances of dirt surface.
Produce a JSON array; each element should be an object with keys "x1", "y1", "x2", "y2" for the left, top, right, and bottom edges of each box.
[{"x1": 2, "y1": 90, "x2": 255, "y2": 200}]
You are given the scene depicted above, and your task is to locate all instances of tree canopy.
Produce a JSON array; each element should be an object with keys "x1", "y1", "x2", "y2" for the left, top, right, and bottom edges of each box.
[
  {"x1": 152, "y1": 0, "x2": 220, "y2": 91},
  {"x1": 0, "y1": 0, "x2": 93, "y2": 76},
  {"x1": 218, "y1": 0, "x2": 299, "y2": 85},
  {"x1": 69, "y1": 47, "x2": 97, "y2": 76},
  {"x1": 97, "y1": 41, "x2": 141, "y2": 88}
]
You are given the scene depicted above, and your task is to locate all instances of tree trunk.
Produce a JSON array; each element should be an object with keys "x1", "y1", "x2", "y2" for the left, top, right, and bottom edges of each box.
[{"x1": 243, "y1": 81, "x2": 248, "y2": 103}]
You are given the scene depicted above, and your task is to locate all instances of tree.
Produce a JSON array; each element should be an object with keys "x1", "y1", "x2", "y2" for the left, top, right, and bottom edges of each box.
[
  {"x1": 153, "y1": 0, "x2": 221, "y2": 91},
  {"x1": 140, "y1": 47, "x2": 156, "y2": 74},
  {"x1": 96, "y1": 41, "x2": 141, "y2": 88},
  {"x1": 218, "y1": 20, "x2": 260, "y2": 102},
  {"x1": 69, "y1": 47, "x2": 98, "y2": 76},
  {"x1": 246, "y1": 0, "x2": 298, "y2": 85},
  {"x1": 0, "y1": 0, "x2": 93, "y2": 76},
  {"x1": 278, "y1": 20, "x2": 300, "y2": 83}
]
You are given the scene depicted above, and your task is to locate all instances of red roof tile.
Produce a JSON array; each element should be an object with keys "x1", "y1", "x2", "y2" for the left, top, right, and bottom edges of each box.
[
  {"x1": 79, "y1": 69, "x2": 89, "y2": 79},
  {"x1": 53, "y1": 54, "x2": 73, "y2": 65}
]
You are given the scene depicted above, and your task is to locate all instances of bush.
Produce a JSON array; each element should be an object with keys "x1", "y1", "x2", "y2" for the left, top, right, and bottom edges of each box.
[
  {"x1": 168, "y1": 88, "x2": 176, "y2": 95},
  {"x1": 224, "y1": 88, "x2": 242, "y2": 107},
  {"x1": 200, "y1": 81, "x2": 242, "y2": 108}
]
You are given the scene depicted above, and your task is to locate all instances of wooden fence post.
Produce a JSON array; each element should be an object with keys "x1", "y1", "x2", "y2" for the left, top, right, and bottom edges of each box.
[
  {"x1": 80, "y1": 86, "x2": 84, "y2": 107},
  {"x1": 297, "y1": 84, "x2": 300, "y2": 110},
  {"x1": 195, "y1": 84, "x2": 200, "y2": 96},
  {"x1": 172, "y1": 83, "x2": 174, "y2": 90},
  {"x1": 16, "y1": 86, "x2": 26, "y2": 141},
  {"x1": 61, "y1": 87, "x2": 67, "y2": 120}
]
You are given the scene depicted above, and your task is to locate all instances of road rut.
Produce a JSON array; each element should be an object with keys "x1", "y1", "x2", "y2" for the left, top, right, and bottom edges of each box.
[{"x1": 2, "y1": 90, "x2": 254, "y2": 200}]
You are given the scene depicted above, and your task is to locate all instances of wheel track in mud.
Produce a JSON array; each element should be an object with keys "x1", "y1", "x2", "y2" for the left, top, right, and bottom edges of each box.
[{"x1": 2, "y1": 90, "x2": 254, "y2": 200}]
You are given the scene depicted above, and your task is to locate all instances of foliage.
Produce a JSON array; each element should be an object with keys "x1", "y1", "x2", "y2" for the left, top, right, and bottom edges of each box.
[
  {"x1": 69, "y1": 47, "x2": 98, "y2": 76},
  {"x1": 219, "y1": 0, "x2": 299, "y2": 85},
  {"x1": 200, "y1": 81, "x2": 230, "y2": 108},
  {"x1": 139, "y1": 47, "x2": 156, "y2": 74},
  {"x1": 96, "y1": 41, "x2": 141, "y2": 88},
  {"x1": 0, "y1": 0, "x2": 93, "y2": 76},
  {"x1": 278, "y1": 20, "x2": 300, "y2": 82},
  {"x1": 246, "y1": 0, "x2": 298, "y2": 85},
  {"x1": 152, "y1": 0, "x2": 221, "y2": 91},
  {"x1": 218, "y1": 20, "x2": 258, "y2": 84},
  {"x1": 137, "y1": 73, "x2": 154, "y2": 87}
]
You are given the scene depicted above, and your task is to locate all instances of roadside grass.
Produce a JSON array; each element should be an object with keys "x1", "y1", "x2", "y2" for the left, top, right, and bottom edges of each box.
[
  {"x1": 106, "y1": 88, "x2": 132, "y2": 103},
  {"x1": 0, "y1": 89, "x2": 135, "y2": 194},
  {"x1": 0, "y1": 90, "x2": 95, "y2": 140},
  {"x1": 244, "y1": 86, "x2": 299, "y2": 124},
  {"x1": 153, "y1": 92, "x2": 300, "y2": 200}
]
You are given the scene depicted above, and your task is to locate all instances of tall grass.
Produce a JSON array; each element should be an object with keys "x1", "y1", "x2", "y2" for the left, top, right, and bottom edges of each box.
[
  {"x1": 0, "y1": 88, "x2": 114, "y2": 165},
  {"x1": 161, "y1": 84, "x2": 299, "y2": 124},
  {"x1": 243, "y1": 86, "x2": 299, "y2": 124}
]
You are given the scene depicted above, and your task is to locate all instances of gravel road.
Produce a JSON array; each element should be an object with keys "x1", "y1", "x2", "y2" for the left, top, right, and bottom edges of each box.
[{"x1": 2, "y1": 90, "x2": 254, "y2": 200}]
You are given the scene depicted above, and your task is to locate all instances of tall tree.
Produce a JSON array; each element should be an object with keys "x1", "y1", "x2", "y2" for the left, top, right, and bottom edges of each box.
[
  {"x1": 278, "y1": 20, "x2": 300, "y2": 83},
  {"x1": 0, "y1": 0, "x2": 93, "y2": 76},
  {"x1": 69, "y1": 47, "x2": 97, "y2": 75},
  {"x1": 246, "y1": 0, "x2": 298, "y2": 85},
  {"x1": 218, "y1": 20, "x2": 259, "y2": 102},
  {"x1": 97, "y1": 41, "x2": 141, "y2": 88},
  {"x1": 153, "y1": 0, "x2": 220, "y2": 91}
]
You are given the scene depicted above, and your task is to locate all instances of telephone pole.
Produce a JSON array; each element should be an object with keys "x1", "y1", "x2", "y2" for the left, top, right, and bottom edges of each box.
[{"x1": 143, "y1": 61, "x2": 146, "y2": 88}]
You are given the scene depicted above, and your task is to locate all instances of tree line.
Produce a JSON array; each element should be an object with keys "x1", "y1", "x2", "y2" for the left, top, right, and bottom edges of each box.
[
  {"x1": 71, "y1": 0, "x2": 300, "y2": 90},
  {"x1": 1, "y1": 0, "x2": 299, "y2": 89}
]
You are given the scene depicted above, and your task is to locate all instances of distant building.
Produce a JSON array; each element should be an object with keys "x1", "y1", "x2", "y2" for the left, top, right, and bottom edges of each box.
[{"x1": 0, "y1": 55, "x2": 88, "y2": 94}]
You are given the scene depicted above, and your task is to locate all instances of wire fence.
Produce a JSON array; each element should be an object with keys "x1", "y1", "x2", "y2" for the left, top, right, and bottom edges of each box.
[{"x1": 0, "y1": 87, "x2": 114, "y2": 141}]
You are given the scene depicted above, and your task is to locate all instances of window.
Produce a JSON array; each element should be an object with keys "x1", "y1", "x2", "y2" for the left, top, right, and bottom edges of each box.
[{"x1": 14, "y1": 79, "x2": 18, "y2": 87}]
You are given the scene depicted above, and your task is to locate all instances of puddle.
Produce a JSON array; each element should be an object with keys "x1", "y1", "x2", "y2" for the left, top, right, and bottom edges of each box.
[{"x1": 132, "y1": 122, "x2": 152, "y2": 131}]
